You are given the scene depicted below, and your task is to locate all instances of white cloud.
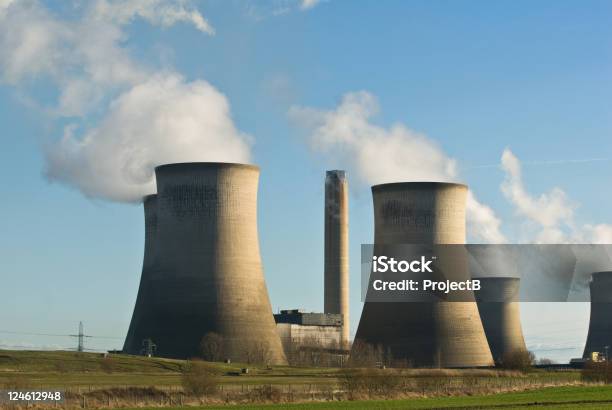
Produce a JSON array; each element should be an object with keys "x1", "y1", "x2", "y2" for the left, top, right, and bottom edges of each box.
[
  {"x1": 0, "y1": 0, "x2": 68, "y2": 84},
  {"x1": 584, "y1": 224, "x2": 612, "y2": 244},
  {"x1": 0, "y1": 0, "x2": 212, "y2": 115},
  {"x1": 91, "y1": 0, "x2": 215, "y2": 34},
  {"x1": 45, "y1": 74, "x2": 252, "y2": 202},
  {"x1": 289, "y1": 91, "x2": 507, "y2": 243},
  {"x1": 289, "y1": 91, "x2": 458, "y2": 184},
  {"x1": 300, "y1": 0, "x2": 322, "y2": 10},
  {"x1": 244, "y1": 0, "x2": 325, "y2": 20}
]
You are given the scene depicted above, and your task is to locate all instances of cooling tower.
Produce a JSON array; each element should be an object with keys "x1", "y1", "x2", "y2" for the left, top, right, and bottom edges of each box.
[
  {"x1": 583, "y1": 271, "x2": 612, "y2": 359},
  {"x1": 123, "y1": 194, "x2": 158, "y2": 355},
  {"x1": 353, "y1": 182, "x2": 494, "y2": 367},
  {"x1": 324, "y1": 170, "x2": 349, "y2": 348},
  {"x1": 124, "y1": 163, "x2": 287, "y2": 364},
  {"x1": 475, "y1": 277, "x2": 527, "y2": 364}
]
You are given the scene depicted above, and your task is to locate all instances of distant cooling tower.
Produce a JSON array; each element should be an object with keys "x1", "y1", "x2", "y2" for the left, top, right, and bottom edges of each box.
[
  {"x1": 123, "y1": 163, "x2": 287, "y2": 364},
  {"x1": 583, "y1": 271, "x2": 612, "y2": 359},
  {"x1": 123, "y1": 194, "x2": 158, "y2": 355},
  {"x1": 353, "y1": 182, "x2": 494, "y2": 367},
  {"x1": 324, "y1": 170, "x2": 349, "y2": 347},
  {"x1": 475, "y1": 277, "x2": 527, "y2": 364}
]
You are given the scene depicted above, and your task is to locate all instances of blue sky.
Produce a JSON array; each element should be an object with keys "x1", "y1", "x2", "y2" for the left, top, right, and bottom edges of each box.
[{"x1": 0, "y1": 0, "x2": 611, "y2": 363}]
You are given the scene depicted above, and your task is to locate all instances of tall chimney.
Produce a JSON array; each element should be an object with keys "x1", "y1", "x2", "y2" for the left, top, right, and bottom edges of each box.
[{"x1": 324, "y1": 170, "x2": 349, "y2": 348}]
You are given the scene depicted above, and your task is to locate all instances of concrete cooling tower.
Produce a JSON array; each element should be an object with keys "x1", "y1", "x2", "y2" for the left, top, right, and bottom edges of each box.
[
  {"x1": 474, "y1": 277, "x2": 527, "y2": 364},
  {"x1": 583, "y1": 271, "x2": 612, "y2": 359},
  {"x1": 353, "y1": 182, "x2": 494, "y2": 367},
  {"x1": 123, "y1": 194, "x2": 158, "y2": 355},
  {"x1": 123, "y1": 163, "x2": 287, "y2": 364},
  {"x1": 324, "y1": 170, "x2": 349, "y2": 348}
]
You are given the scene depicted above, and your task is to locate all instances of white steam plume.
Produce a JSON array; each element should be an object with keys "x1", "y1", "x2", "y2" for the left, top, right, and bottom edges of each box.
[
  {"x1": 45, "y1": 75, "x2": 251, "y2": 202},
  {"x1": 501, "y1": 148, "x2": 612, "y2": 244},
  {"x1": 1, "y1": 0, "x2": 252, "y2": 202},
  {"x1": 289, "y1": 91, "x2": 507, "y2": 243}
]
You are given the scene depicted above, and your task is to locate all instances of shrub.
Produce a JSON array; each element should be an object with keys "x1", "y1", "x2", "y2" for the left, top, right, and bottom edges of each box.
[
  {"x1": 499, "y1": 349, "x2": 535, "y2": 372},
  {"x1": 248, "y1": 384, "x2": 282, "y2": 403},
  {"x1": 582, "y1": 361, "x2": 612, "y2": 384},
  {"x1": 181, "y1": 360, "x2": 219, "y2": 396},
  {"x1": 536, "y1": 357, "x2": 556, "y2": 365},
  {"x1": 243, "y1": 340, "x2": 273, "y2": 365},
  {"x1": 339, "y1": 368, "x2": 402, "y2": 400},
  {"x1": 347, "y1": 340, "x2": 384, "y2": 368}
]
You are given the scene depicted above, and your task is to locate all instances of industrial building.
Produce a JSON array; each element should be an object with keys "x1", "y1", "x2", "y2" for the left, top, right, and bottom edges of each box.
[
  {"x1": 583, "y1": 271, "x2": 612, "y2": 360},
  {"x1": 274, "y1": 309, "x2": 343, "y2": 350},
  {"x1": 123, "y1": 162, "x2": 286, "y2": 364},
  {"x1": 475, "y1": 277, "x2": 527, "y2": 364},
  {"x1": 274, "y1": 170, "x2": 350, "y2": 356},
  {"x1": 353, "y1": 182, "x2": 494, "y2": 368}
]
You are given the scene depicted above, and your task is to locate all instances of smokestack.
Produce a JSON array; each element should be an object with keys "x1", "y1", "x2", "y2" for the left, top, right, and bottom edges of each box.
[
  {"x1": 123, "y1": 163, "x2": 287, "y2": 364},
  {"x1": 353, "y1": 182, "x2": 494, "y2": 367},
  {"x1": 324, "y1": 170, "x2": 349, "y2": 347},
  {"x1": 583, "y1": 271, "x2": 612, "y2": 359},
  {"x1": 123, "y1": 194, "x2": 158, "y2": 355},
  {"x1": 475, "y1": 277, "x2": 527, "y2": 364}
]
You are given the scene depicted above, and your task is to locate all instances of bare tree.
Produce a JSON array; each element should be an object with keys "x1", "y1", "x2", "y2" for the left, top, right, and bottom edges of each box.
[
  {"x1": 499, "y1": 349, "x2": 535, "y2": 372},
  {"x1": 536, "y1": 357, "x2": 556, "y2": 365},
  {"x1": 348, "y1": 340, "x2": 384, "y2": 368},
  {"x1": 200, "y1": 332, "x2": 225, "y2": 362},
  {"x1": 244, "y1": 340, "x2": 273, "y2": 365}
]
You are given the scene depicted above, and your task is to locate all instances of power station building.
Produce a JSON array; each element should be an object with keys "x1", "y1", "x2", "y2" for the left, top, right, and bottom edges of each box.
[
  {"x1": 475, "y1": 277, "x2": 527, "y2": 364},
  {"x1": 274, "y1": 309, "x2": 343, "y2": 350},
  {"x1": 123, "y1": 163, "x2": 286, "y2": 364},
  {"x1": 353, "y1": 182, "x2": 494, "y2": 367},
  {"x1": 275, "y1": 170, "x2": 350, "y2": 355},
  {"x1": 583, "y1": 271, "x2": 612, "y2": 360},
  {"x1": 324, "y1": 170, "x2": 350, "y2": 347}
]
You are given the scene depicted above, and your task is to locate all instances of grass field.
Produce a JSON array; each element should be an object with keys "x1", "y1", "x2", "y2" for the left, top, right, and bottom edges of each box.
[
  {"x1": 1, "y1": 350, "x2": 607, "y2": 409},
  {"x1": 0, "y1": 350, "x2": 342, "y2": 387},
  {"x1": 120, "y1": 385, "x2": 612, "y2": 409}
]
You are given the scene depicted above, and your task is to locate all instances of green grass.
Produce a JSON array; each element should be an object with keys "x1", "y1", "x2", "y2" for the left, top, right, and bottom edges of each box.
[
  {"x1": 0, "y1": 350, "x2": 342, "y2": 387},
  {"x1": 123, "y1": 385, "x2": 612, "y2": 409},
  {"x1": 2, "y1": 349, "x2": 604, "y2": 409},
  {"x1": 0, "y1": 350, "x2": 582, "y2": 389}
]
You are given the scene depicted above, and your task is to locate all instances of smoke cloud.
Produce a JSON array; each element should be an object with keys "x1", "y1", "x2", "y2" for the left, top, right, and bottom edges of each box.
[
  {"x1": 0, "y1": 0, "x2": 251, "y2": 202},
  {"x1": 289, "y1": 91, "x2": 507, "y2": 244}
]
